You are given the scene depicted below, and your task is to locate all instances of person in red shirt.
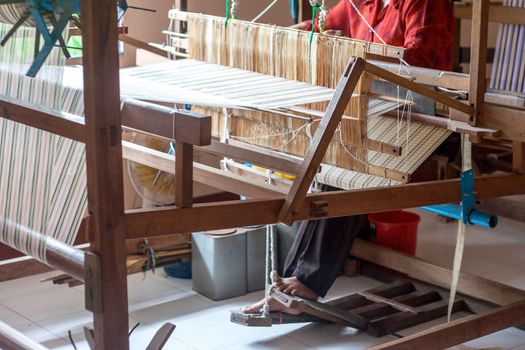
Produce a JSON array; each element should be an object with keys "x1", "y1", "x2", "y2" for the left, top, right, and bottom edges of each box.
[
  {"x1": 242, "y1": 0, "x2": 455, "y2": 315},
  {"x1": 299, "y1": 0, "x2": 455, "y2": 71}
]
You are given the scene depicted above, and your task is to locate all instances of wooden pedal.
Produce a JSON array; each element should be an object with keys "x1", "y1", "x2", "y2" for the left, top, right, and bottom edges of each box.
[{"x1": 230, "y1": 310, "x2": 273, "y2": 327}]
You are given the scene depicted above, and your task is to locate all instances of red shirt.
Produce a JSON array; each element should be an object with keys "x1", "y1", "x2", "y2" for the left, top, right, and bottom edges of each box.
[{"x1": 308, "y1": 0, "x2": 455, "y2": 70}]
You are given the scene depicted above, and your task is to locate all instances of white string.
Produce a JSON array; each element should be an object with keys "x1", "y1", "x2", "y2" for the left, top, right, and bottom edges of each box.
[
  {"x1": 230, "y1": 120, "x2": 316, "y2": 150},
  {"x1": 338, "y1": 128, "x2": 370, "y2": 170},
  {"x1": 347, "y1": 0, "x2": 387, "y2": 45},
  {"x1": 251, "y1": 0, "x2": 279, "y2": 22}
]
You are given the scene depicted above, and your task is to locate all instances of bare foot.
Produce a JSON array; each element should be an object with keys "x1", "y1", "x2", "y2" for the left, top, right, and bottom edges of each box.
[
  {"x1": 241, "y1": 297, "x2": 301, "y2": 315},
  {"x1": 274, "y1": 276, "x2": 319, "y2": 300}
]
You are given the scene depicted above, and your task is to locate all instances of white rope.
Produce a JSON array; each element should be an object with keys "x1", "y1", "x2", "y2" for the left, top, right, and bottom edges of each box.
[
  {"x1": 221, "y1": 107, "x2": 230, "y2": 143},
  {"x1": 319, "y1": 0, "x2": 329, "y2": 32},
  {"x1": 231, "y1": 0, "x2": 239, "y2": 19},
  {"x1": 251, "y1": 0, "x2": 280, "y2": 22},
  {"x1": 447, "y1": 134, "x2": 471, "y2": 322},
  {"x1": 263, "y1": 222, "x2": 278, "y2": 316},
  {"x1": 347, "y1": 0, "x2": 387, "y2": 45}
]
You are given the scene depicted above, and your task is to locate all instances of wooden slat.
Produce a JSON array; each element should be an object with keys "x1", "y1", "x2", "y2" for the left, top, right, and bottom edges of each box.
[
  {"x1": 367, "y1": 299, "x2": 467, "y2": 337},
  {"x1": 351, "y1": 239, "x2": 525, "y2": 306},
  {"x1": 364, "y1": 62, "x2": 474, "y2": 116},
  {"x1": 351, "y1": 292, "x2": 441, "y2": 322},
  {"x1": 469, "y1": 0, "x2": 490, "y2": 125},
  {"x1": 278, "y1": 58, "x2": 366, "y2": 224},
  {"x1": 369, "y1": 300, "x2": 525, "y2": 350},
  {"x1": 81, "y1": 0, "x2": 129, "y2": 348},
  {"x1": 122, "y1": 141, "x2": 286, "y2": 198},
  {"x1": 124, "y1": 173, "x2": 525, "y2": 238},
  {"x1": 0, "y1": 95, "x2": 85, "y2": 143}
]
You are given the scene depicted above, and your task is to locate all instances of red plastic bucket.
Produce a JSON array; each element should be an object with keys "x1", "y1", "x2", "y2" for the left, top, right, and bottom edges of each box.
[{"x1": 368, "y1": 210, "x2": 421, "y2": 256}]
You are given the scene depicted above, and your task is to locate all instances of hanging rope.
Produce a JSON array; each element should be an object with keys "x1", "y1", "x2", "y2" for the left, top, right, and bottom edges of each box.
[
  {"x1": 447, "y1": 134, "x2": 471, "y2": 322},
  {"x1": 262, "y1": 221, "x2": 278, "y2": 316},
  {"x1": 224, "y1": 0, "x2": 238, "y2": 27}
]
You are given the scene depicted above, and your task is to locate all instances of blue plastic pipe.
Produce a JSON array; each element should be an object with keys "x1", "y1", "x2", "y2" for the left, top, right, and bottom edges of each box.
[{"x1": 420, "y1": 204, "x2": 498, "y2": 228}]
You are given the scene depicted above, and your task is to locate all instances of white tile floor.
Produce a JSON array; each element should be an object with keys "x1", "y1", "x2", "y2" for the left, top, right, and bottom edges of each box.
[{"x1": 1, "y1": 209, "x2": 525, "y2": 349}]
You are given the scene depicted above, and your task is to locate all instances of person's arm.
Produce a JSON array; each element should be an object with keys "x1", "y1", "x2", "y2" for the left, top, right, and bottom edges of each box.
[
  {"x1": 292, "y1": 0, "x2": 350, "y2": 35},
  {"x1": 402, "y1": 0, "x2": 454, "y2": 70}
]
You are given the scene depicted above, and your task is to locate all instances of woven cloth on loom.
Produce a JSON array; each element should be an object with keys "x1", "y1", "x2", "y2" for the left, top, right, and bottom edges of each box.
[
  {"x1": 0, "y1": 22, "x2": 86, "y2": 263},
  {"x1": 490, "y1": 0, "x2": 525, "y2": 94},
  {"x1": 118, "y1": 59, "x2": 400, "y2": 113},
  {"x1": 317, "y1": 116, "x2": 451, "y2": 190}
]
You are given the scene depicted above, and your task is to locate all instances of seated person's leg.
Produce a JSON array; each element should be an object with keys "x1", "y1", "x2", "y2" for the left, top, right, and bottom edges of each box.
[{"x1": 243, "y1": 186, "x2": 365, "y2": 314}]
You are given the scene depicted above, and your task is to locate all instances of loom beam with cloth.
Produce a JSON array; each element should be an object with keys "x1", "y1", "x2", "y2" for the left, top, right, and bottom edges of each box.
[{"x1": 0, "y1": 0, "x2": 525, "y2": 348}]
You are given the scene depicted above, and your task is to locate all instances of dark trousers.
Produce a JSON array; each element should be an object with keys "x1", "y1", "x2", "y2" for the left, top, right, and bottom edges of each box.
[{"x1": 282, "y1": 197, "x2": 365, "y2": 297}]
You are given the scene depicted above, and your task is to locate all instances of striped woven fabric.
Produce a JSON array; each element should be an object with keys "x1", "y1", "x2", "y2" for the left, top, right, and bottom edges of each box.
[
  {"x1": 0, "y1": 21, "x2": 86, "y2": 262},
  {"x1": 317, "y1": 116, "x2": 451, "y2": 190},
  {"x1": 490, "y1": 0, "x2": 525, "y2": 94}
]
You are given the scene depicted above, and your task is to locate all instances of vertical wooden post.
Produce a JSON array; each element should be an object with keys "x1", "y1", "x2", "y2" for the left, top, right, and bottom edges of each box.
[
  {"x1": 469, "y1": 0, "x2": 489, "y2": 125},
  {"x1": 81, "y1": 0, "x2": 129, "y2": 349},
  {"x1": 513, "y1": 142, "x2": 525, "y2": 174},
  {"x1": 176, "y1": 143, "x2": 193, "y2": 208}
]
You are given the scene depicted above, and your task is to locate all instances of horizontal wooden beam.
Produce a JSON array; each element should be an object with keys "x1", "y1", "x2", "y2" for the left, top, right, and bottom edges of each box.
[
  {"x1": 124, "y1": 173, "x2": 525, "y2": 238},
  {"x1": 455, "y1": 3, "x2": 525, "y2": 25},
  {"x1": 198, "y1": 139, "x2": 301, "y2": 175},
  {"x1": 369, "y1": 300, "x2": 525, "y2": 350},
  {"x1": 351, "y1": 239, "x2": 525, "y2": 306},
  {"x1": 364, "y1": 62, "x2": 474, "y2": 116},
  {"x1": 0, "y1": 95, "x2": 86, "y2": 142},
  {"x1": 122, "y1": 141, "x2": 285, "y2": 198},
  {"x1": 385, "y1": 111, "x2": 500, "y2": 138},
  {"x1": 121, "y1": 99, "x2": 211, "y2": 146},
  {"x1": 369, "y1": 60, "x2": 470, "y2": 91},
  {"x1": 0, "y1": 256, "x2": 53, "y2": 283}
]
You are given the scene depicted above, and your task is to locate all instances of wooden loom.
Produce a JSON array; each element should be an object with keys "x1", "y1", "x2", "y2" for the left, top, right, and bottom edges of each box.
[{"x1": 1, "y1": 0, "x2": 525, "y2": 349}]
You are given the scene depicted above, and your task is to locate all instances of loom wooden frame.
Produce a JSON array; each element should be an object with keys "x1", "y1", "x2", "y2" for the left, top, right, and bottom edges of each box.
[{"x1": 1, "y1": 0, "x2": 525, "y2": 348}]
